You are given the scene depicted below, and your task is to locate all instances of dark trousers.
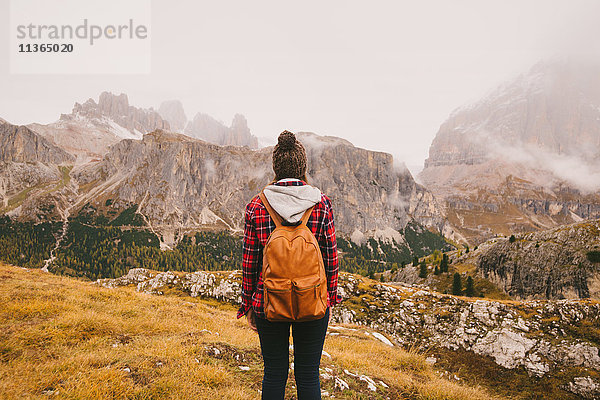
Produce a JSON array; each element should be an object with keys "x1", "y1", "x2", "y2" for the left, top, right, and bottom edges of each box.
[{"x1": 255, "y1": 307, "x2": 329, "y2": 400}]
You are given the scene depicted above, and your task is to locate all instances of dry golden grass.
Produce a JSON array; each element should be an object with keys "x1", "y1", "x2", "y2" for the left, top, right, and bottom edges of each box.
[{"x1": 0, "y1": 263, "x2": 503, "y2": 399}]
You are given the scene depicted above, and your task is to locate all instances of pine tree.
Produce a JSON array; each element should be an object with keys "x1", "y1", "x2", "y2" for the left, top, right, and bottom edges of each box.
[
  {"x1": 440, "y1": 253, "x2": 448, "y2": 273},
  {"x1": 434, "y1": 264, "x2": 440, "y2": 275},
  {"x1": 412, "y1": 256, "x2": 419, "y2": 266},
  {"x1": 465, "y1": 276, "x2": 475, "y2": 297},
  {"x1": 419, "y1": 261, "x2": 428, "y2": 278},
  {"x1": 452, "y1": 273, "x2": 462, "y2": 295}
]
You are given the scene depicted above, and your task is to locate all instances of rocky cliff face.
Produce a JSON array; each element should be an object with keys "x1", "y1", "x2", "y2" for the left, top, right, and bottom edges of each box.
[
  {"x1": 419, "y1": 60, "x2": 600, "y2": 244},
  {"x1": 473, "y1": 219, "x2": 600, "y2": 300},
  {"x1": 0, "y1": 123, "x2": 74, "y2": 164},
  {"x1": 72, "y1": 130, "x2": 449, "y2": 247},
  {"x1": 0, "y1": 122, "x2": 77, "y2": 219},
  {"x1": 28, "y1": 92, "x2": 170, "y2": 163},
  {"x1": 298, "y1": 132, "x2": 451, "y2": 240},
  {"x1": 97, "y1": 268, "x2": 600, "y2": 399}
]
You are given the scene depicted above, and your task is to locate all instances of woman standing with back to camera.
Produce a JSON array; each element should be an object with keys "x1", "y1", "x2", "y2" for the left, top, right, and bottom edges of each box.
[{"x1": 237, "y1": 130, "x2": 340, "y2": 400}]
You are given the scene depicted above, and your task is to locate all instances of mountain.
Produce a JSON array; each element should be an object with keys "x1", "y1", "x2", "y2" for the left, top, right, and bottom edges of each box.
[
  {"x1": 28, "y1": 92, "x2": 170, "y2": 163},
  {"x1": 23, "y1": 93, "x2": 259, "y2": 164},
  {"x1": 158, "y1": 100, "x2": 187, "y2": 132},
  {"x1": 157, "y1": 100, "x2": 259, "y2": 148},
  {"x1": 0, "y1": 94, "x2": 452, "y2": 280},
  {"x1": 0, "y1": 122, "x2": 76, "y2": 219},
  {"x1": 184, "y1": 112, "x2": 258, "y2": 148},
  {"x1": 71, "y1": 130, "x2": 451, "y2": 249},
  {"x1": 419, "y1": 60, "x2": 600, "y2": 245}
]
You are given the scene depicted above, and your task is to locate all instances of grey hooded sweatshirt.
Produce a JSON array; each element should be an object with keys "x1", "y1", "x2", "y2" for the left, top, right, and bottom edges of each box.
[{"x1": 262, "y1": 178, "x2": 322, "y2": 224}]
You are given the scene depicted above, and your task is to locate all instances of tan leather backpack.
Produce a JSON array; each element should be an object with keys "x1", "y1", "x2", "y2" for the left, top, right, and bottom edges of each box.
[{"x1": 259, "y1": 191, "x2": 328, "y2": 322}]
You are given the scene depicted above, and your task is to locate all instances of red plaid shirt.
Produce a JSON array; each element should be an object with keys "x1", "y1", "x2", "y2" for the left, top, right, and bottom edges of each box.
[{"x1": 237, "y1": 179, "x2": 340, "y2": 319}]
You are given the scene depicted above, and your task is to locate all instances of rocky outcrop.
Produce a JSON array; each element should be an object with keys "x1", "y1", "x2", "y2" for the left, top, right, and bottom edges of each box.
[
  {"x1": 97, "y1": 268, "x2": 600, "y2": 398},
  {"x1": 97, "y1": 268, "x2": 242, "y2": 301},
  {"x1": 475, "y1": 219, "x2": 600, "y2": 300},
  {"x1": 185, "y1": 112, "x2": 258, "y2": 148},
  {"x1": 73, "y1": 130, "x2": 450, "y2": 247},
  {"x1": 418, "y1": 60, "x2": 600, "y2": 245}
]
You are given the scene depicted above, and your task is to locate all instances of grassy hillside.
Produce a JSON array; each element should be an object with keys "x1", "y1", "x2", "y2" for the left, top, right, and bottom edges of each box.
[{"x1": 0, "y1": 262, "x2": 500, "y2": 399}]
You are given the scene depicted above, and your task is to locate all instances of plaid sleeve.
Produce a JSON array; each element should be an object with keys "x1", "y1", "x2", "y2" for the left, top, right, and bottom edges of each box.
[
  {"x1": 237, "y1": 201, "x2": 261, "y2": 318},
  {"x1": 318, "y1": 195, "x2": 341, "y2": 306}
]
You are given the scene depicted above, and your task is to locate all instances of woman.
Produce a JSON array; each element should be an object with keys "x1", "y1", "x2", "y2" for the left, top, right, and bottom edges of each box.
[{"x1": 237, "y1": 130, "x2": 340, "y2": 399}]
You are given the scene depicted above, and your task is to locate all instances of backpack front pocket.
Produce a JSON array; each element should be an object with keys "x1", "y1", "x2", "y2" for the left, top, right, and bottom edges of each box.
[
  {"x1": 292, "y1": 278, "x2": 327, "y2": 321},
  {"x1": 264, "y1": 279, "x2": 293, "y2": 321}
]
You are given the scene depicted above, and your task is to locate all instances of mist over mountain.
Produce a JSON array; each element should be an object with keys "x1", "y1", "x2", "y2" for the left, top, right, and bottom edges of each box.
[
  {"x1": 157, "y1": 100, "x2": 259, "y2": 149},
  {"x1": 419, "y1": 59, "x2": 600, "y2": 244},
  {"x1": 158, "y1": 100, "x2": 187, "y2": 132}
]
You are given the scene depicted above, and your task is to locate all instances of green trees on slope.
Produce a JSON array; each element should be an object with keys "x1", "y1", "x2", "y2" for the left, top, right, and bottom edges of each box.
[
  {"x1": 0, "y1": 217, "x2": 61, "y2": 268},
  {"x1": 50, "y1": 217, "x2": 241, "y2": 280}
]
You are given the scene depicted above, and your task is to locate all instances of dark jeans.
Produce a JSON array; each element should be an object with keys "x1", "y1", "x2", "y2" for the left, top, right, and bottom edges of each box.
[{"x1": 255, "y1": 307, "x2": 329, "y2": 400}]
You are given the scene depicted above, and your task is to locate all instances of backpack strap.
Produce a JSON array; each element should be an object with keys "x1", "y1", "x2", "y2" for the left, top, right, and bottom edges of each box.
[
  {"x1": 259, "y1": 192, "x2": 283, "y2": 228},
  {"x1": 300, "y1": 205, "x2": 315, "y2": 227}
]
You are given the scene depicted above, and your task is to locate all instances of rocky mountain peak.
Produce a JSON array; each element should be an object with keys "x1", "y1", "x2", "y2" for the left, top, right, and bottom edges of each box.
[
  {"x1": 227, "y1": 114, "x2": 257, "y2": 148},
  {"x1": 158, "y1": 100, "x2": 187, "y2": 132},
  {"x1": 67, "y1": 91, "x2": 169, "y2": 135},
  {"x1": 98, "y1": 92, "x2": 130, "y2": 117},
  {"x1": 231, "y1": 113, "x2": 247, "y2": 130}
]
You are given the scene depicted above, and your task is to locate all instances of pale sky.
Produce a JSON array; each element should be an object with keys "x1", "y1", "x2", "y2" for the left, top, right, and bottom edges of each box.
[{"x1": 1, "y1": 0, "x2": 599, "y2": 175}]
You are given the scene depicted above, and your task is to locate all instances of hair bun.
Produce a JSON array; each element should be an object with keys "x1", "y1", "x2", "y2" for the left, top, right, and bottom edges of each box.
[{"x1": 277, "y1": 130, "x2": 296, "y2": 151}]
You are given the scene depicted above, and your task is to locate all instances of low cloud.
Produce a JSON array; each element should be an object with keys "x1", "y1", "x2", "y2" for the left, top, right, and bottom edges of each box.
[{"x1": 477, "y1": 132, "x2": 600, "y2": 193}]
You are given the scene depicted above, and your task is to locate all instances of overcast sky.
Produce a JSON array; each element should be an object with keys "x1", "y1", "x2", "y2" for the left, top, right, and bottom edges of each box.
[{"x1": 1, "y1": 0, "x2": 599, "y2": 175}]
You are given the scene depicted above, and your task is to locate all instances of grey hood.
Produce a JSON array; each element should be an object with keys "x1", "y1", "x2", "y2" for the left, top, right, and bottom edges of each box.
[{"x1": 263, "y1": 179, "x2": 322, "y2": 223}]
